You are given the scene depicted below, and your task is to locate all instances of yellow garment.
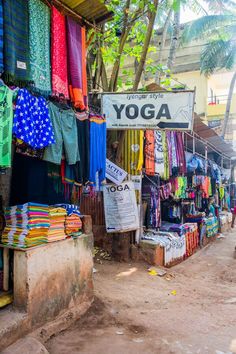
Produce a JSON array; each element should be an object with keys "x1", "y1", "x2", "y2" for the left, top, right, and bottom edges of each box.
[
  {"x1": 219, "y1": 186, "x2": 225, "y2": 200},
  {"x1": 137, "y1": 130, "x2": 144, "y2": 172},
  {"x1": 122, "y1": 130, "x2": 143, "y2": 175}
]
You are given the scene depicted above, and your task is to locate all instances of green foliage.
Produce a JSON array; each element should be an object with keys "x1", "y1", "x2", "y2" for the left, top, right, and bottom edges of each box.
[{"x1": 182, "y1": 10, "x2": 236, "y2": 76}]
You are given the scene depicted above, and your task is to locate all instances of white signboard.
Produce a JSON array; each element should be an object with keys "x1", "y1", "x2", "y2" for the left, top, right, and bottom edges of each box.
[
  {"x1": 106, "y1": 159, "x2": 127, "y2": 185},
  {"x1": 102, "y1": 91, "x2": 194, "y2": 130},
  {"x1": 103, "y1": 181, "x2": 139, "y2": 233}
]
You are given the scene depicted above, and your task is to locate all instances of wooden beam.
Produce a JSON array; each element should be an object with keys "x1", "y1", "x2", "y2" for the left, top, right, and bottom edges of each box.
[{"x1": 52, "y1": 0, "x2": 100, "y2": 30}]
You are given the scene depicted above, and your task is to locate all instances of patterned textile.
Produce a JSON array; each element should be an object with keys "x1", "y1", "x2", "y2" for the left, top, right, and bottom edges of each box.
[
  {"x1": 51, "y1": 6, "x2": 69, "y2": 98},
  {"x1": 121, "y1": 130, "x2": 142, "y2": 175},
  {"x1": 3, "y1": 0, "x2": 30, "y2": 82},
  {"x1": 0, "y1": 1, "x2": 3, "y2": 73},
  {"x1": 13, "y1": 89, "x2": 55, "y2": 149},
  {"x1": 154, "y1": 131, "x2": 165, "y2": 177},
  {"x1": 2, "y1": 203, "x2": 50, "y2": 248},
  {"x1": 144, "y1": 130, "x2": 155, "y2": 176},
  {"x1": 0, "y1": 85, "x2": 13, "y2": 167},
  {"x1": 162, "y1": 131, "x2": 169, "y2": 180},
  {"x1": 176, "y1": 132, "x2": 186, "y2": 174},
  {"x1": 29, "y1": 0, "x2": 51, "y2": 95},
  {"x1": 66, "y1": 17, "x2": 87, "y2": 109}
]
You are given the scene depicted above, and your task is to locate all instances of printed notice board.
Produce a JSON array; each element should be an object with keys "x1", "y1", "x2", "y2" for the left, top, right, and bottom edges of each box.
[{"x1": 103, "y1": 181, "x2": 139, "y2": 233}]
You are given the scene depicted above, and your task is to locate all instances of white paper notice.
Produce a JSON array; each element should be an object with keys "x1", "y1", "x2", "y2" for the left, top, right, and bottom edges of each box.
[
  {"x1": 103, "y1": 181, "x2": 139, "y2": 233},
  {"x1": 106, "y1": 159, "x2": 127, "y2": 185}
]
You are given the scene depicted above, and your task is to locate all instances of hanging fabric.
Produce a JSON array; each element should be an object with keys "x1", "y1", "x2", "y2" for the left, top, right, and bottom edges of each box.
[
  {"x1": 29, "y1": 0, "x2": 51, "y2": 95},
  {"x1": 89, "y1": 114, "x2": 106, "y2": 186},
  {"x1": 144, "y1": 130, "x2": 155, "y2": 176},
  {"x1": 51, "y1": 6, "x2": 69, "y2": 98},
  {"x1": 66, "y1": 17, "x2": 87, "y2": 110},
  {"x1": 122, "y1": 130, "x2": 143, "y2": 175},
  {"x1": 75, "y1": 111, "x2": 90, "y2": 184},
  {"x1": 176, "y1": 132, "x2": 187, "y2": 174},
  {"x1": 154, "y1": 130, "x2": 165, "y2": 177},
  {"x1": 3, "y1": 0, "x2": 30, "y2": 82},
  {"x1": 0, "y1": 85, "x2": 14, "y2": 167},
  {"x1": 0, "y1": 1, "x2": 3, "y2": 73},
  {"x1": 13, "y1": 89, "x2": 55, "y2": 149},
  {"x1": 162, "y1": 131, "x2": 169, "y2": 180}
]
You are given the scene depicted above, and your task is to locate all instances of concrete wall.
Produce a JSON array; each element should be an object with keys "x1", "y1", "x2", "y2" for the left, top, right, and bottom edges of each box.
[{"x1": 13, "y1": 234, "x2": 94, "y2": 327}]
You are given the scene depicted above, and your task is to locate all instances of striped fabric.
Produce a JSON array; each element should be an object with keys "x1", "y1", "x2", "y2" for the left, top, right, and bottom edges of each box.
[
  {"x1": 3, "y1": 0, "x2": 30, "y2": 82},
  {"x1": 0, "y1": 1, "x2": 3, "y2": 73}
]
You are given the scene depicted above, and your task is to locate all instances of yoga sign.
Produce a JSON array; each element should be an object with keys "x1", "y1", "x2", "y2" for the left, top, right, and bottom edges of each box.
[{"x1": 102, "y1": 91, "x2": 195, "y2": 130}]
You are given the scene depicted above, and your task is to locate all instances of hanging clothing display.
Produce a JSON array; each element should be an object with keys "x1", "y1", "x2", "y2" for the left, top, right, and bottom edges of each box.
[
  {"x1": 75, "y1": 111, "x2": 90, "y2": 184},
  {"x1": 51, "y1": 6, "x2": 69, "y2": 98},
  {"x1": 162, "y1": 131, "x2": 169, "y2": 180},
  {"x1": 66, "y1": 17, "x2": 87, "y2": 110},
  {"x1": 89, "y1": 114, "x2": 106, "y2": 186},
  {"x1": 176, "y1": 132, "x2": 186, "y2": 174},
  {"x1": 13, "y1": 89, "x2": 55, "y2": 149},
  {"x1": 43, "y1": 102, "x2": 80, "y2": 165},
  {"x1": 121, "y1": 130, "x2": 143, "y2": 175},
  {"x1": 3, "y1": 0, "x2": 30, "y2": 82},
  {"x1": 0, "y1": 1, "x2": 3, "y2": 73},
  {"x1": 29, "y1": 0, "x2": 51, "y2": 95},
  {"x1": 145, "y1": 130, "x2": 155, "y2": 176},
  {"x1": 154, "y1": 130, "x2": 165, "y2": 177},
  {"x1": 0, "y1": 85, "x2": 14, "y2": 167}
]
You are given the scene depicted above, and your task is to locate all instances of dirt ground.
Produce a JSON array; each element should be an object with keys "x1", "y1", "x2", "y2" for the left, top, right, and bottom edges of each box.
[{"x1": 46, "y1": 232, "x2": 236, "y2": 354}]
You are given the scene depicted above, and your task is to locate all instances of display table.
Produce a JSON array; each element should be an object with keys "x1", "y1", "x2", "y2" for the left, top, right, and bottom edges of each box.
[{"x1": 0, "y1": 216, "x2": 94, "y2": 328}]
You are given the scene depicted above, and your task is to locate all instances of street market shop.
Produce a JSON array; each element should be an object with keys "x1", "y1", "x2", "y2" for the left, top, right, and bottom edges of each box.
[
  {"x1": 84, "y1": 90, "x2": 235, "y2": 266},
  {"x1": 0, "y1": 0, "x2": 111, "y2": 350}
]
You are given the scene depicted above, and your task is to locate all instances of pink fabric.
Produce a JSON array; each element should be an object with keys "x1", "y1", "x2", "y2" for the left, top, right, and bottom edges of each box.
[{"x1": 51, "y1": 6, "x2": 69, "y2": 98}]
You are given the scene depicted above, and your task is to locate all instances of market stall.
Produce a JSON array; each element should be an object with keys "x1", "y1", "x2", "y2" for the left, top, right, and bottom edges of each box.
[
  {"x1": 0, "y1": 0, "x2": 110, "y2": 348},
  {"x1": 100, "y1": 92, "x2": 235, "y2": 267}
]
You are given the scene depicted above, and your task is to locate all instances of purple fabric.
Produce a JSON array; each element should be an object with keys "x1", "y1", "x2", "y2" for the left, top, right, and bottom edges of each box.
[
  {"x1": 66, "y1": 16, "x2": 82, "y2": 90},
  {"x1": 176, "y1": 132, "x2": 186, "y2": 174}
]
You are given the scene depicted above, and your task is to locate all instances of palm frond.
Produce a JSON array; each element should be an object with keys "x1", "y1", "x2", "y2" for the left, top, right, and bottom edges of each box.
[
  {"x1": 182, "y1": 14, "x2": 236, "y2": 43},
  {"x1": 200, "y1": 39, "x2": 236, "y2": 75}
]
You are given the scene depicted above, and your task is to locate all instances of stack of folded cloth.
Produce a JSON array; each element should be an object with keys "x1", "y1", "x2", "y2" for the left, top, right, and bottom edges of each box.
[
  {"x1": 55, "y1": 204, "x2": 82, "y2": 238},
  {"x1": 2, "y1": 203, "x2": 50, "y2": 248},
  {"x1": 65, "y1": 214, "x2": 82, "y2": 237},
  {"x1": 47, "y1": 207, "x2": 67, "y2": 242}
]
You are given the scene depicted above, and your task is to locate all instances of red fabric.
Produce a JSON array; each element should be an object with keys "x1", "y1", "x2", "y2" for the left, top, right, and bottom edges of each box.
[{"x1": 51, "y1": 6, "x2": 69, "y2": 98}]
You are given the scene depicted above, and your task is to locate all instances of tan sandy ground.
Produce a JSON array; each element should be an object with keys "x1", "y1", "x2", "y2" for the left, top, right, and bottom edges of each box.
[{"x1": 46, "y1": 232, "x2": 236, "y2": 354}]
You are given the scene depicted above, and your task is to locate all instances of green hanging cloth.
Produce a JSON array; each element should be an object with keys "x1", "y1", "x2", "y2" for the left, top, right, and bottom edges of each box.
[
  {"x1": 3, "y1": 0, "x2": 30, "y2": 83},
  {"x1": 29, "y1": 0, "x2": 51, "y2": 95},
  {"x1": 0, "y1": 85, "x2": 14, "y2": 167}
]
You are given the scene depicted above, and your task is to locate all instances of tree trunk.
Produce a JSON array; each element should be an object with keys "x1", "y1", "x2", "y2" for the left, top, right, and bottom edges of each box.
[
  {"x1": 167, "y1": 10, "x2": 180, "y2": 71},
  {"x1": 155, "y1": 9, "x2": 173, "y2": 84},
  {"x1": 222, "y1": 71, "x2": 236, "y2": 139},
  {"x1": 132, "y1": 0, "x2": 159, "y2": 91},
  {"x1": 109, "y1": 0, "x2": 131, "y2": 92}
]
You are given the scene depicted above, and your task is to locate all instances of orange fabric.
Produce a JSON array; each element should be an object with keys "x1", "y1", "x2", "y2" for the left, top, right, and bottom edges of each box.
[{"x1": 145, "y1": 130, "x2": 155, "y2": 176}]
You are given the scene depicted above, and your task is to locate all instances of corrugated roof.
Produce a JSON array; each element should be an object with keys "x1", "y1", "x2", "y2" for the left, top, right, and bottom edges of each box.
[
  {"x1": 60, "y1": 0, "x2": 113, "y2": 25},
  {"x1": 191, "y1": 114, "x2": 236, "y2": 159}
]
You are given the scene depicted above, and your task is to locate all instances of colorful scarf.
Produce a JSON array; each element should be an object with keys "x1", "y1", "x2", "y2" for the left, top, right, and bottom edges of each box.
[
  {"x1": 122, "y1": 130, "x2": 143, "y2": 175},
  {"x1": 3, "y1": 0, "x2": 30, "y2": 82},
  {"x1": 176, "y1": 132, "x2": 186, "y2": 174},
  {"x1": 51, "y1": 6, "x2": 69, "y2": 98},
  {"x1": 0, "y1": 1, "x2": 3, "y2": 73},
  {"x1": 154, "y1": 131, "x2": 165, "y2": 178},
  {"x1": 145, "y1": 130, "x2": 155, "y2": 176},
  {"x1": 66, "y1": 17, "x2": 87, "y2": 110},
  {"x1": 29, "y1": 0, "x2": 51, "y2": 95}
]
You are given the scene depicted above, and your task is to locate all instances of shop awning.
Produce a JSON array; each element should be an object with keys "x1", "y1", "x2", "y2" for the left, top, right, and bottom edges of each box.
[
  {"x1": 56, "y1": 0, "x2": 113, "y2": 26},
  {"x1": 189, "y1": 114, "x2": 236, "y2": 159}
]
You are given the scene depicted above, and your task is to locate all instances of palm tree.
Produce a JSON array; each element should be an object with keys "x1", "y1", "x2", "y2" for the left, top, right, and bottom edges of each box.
[{"x1": 182, "y1": 10, "x2": 236, "y2": 139}]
